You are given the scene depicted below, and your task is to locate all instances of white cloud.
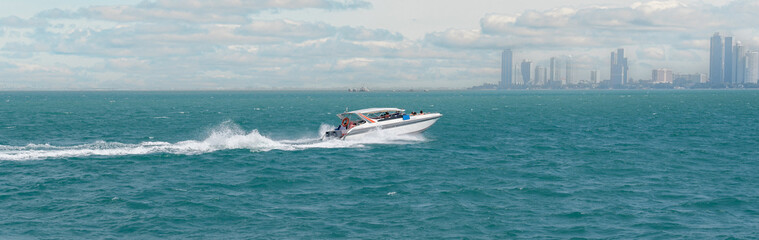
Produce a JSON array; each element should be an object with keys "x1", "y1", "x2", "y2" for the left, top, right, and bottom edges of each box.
[
  {"x1": 631, "y1": 0, "x2": 687, "y2": 12},
  {"x1": 338, "y1": 27, "x2": 403, "y2": 41},
  {"x1": 236, "y1": 19, "x2": 333, "y2": 39},
  {"x1": 639, "y1": 47, "x2": 666, "y2": 60},
  {"x1": 106, "y1": 58, "x2": 150, "y2": 69},
  {"x1": 461, "y1": 0, "x2": 759, "y2": 50},
  {"x1": 37, "y1": 0, "x2": 371, "y2": 24},
  {"x1": 0, "y1": 16, "x2": 48, "y2": 28},
  {"x1": 425, "y1": 29, "x2": 485, "y2": 48},
  {"x1": 516, "y1": 8, "x2": 576, "y2": 28},
  {"x1": 2, "y1": 0, "x2": 759, "y2": 89},
  {"x1": 334, "y1": 57, "x2": 373, "y2": 70}
]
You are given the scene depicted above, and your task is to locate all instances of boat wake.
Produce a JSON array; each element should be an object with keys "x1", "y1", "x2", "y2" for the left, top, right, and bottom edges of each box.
[{"x1": 0, "y1": 121, "x2": 426, "y2": 161}]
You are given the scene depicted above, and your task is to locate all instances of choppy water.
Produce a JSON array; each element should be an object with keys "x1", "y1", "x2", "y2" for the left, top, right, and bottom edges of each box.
[{"x1": 1, "y1": 90, "x2": 758, "y2": 238}]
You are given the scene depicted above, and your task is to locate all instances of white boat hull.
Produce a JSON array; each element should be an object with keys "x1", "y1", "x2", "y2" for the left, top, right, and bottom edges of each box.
[{"x1": 326, "y1": 113, "x2": 442, "y2": 140}]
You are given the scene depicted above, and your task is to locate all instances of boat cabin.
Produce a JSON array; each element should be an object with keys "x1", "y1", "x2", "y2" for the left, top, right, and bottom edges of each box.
[{"x1": 336, "y1": 108, "x2": 405, "y2": 129}]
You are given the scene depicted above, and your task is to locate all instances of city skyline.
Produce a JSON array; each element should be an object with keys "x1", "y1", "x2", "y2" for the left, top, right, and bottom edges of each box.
[
  {"x1": 2, "y1": 0, "x2": 759, "y2": 90},
  {"x1": 488, "y1": 31, "x2": 759, "y2": 89},
  {"x1": 709, "y1": 32, "x2": 759, "y2": 85}
]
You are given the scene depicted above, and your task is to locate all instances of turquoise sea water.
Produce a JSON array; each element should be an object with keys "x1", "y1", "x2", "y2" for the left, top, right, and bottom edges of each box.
[{"x1": 1, "y1": 90, "x2": 758, "y2": 238}]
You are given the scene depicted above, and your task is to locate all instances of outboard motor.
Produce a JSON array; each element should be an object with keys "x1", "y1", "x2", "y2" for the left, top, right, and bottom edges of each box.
[{"x1": 324, "y1": 130, "x2": 342, "y2": 139}]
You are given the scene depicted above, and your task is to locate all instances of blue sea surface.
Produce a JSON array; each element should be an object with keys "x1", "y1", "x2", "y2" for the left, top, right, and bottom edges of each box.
[{"x1": 1, "y1": 90, "x2": 758, "y2": 238}]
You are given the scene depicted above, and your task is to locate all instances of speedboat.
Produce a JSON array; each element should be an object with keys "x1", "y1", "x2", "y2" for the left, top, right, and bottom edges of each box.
[{"x1": 324, "y1": 108, "x2": 442, "y2": 140}]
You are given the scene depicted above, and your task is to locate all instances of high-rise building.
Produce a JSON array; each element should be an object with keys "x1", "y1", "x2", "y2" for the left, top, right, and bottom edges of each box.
[
  {"x1": 533, "y1": 65, "x2": 546, "y2": 86},
  {"x1": 746, "y1": 51, "x2": 759, "y2": 84},
  {"x1": 709, "y1": 32, "x2": 724, "y2": 84},
  {"x1": 724, "y1": 36, "x2": 734, "y2": 84},
  {"x1": 565, "y1": 56, "x2": 573, "y2": 85},
  {"x1": 521, "y1": 60, "x2": 532, "y2": 85},
  {"x1": 514, "y1": 65, "x2": 519, "y2": 85},
  {"x1": 515, "y1": 66, "x2": 522, "y2": 85},
  {"x1": 501, "y1": 49, "x2": 513, "y2": 88},
  {"x1": 735, "y1": 42, "x2": 746, "y2": 84},
  {"x1": 652, "y1": 68, "x2": 673, "y2": 83},
  {"x1": 535, "y1": 66, "x2": 546, "y2": 86},
  {"x1": 610, "y1": 48, "x2": 628, "y2": 87},
  {"x1": 590, "y1": 70, "x2": 600, "y2": 83},
  {"x1": 549, "y1": 57, "x2": 559, "y2": 84}
]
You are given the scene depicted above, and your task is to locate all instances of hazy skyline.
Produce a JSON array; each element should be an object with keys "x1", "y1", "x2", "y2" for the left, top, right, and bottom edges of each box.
[{"x1": 1, "y1": 0, "x2": 758, "y2": 90}]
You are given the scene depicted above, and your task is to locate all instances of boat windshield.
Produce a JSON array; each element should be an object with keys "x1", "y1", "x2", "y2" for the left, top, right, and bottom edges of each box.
[
  {"x1": 363, "y1": 110, "x2": 404, "y2": 121},
  {"x1": 338, "y1": 113, "x2": 366, "y2": 123}
]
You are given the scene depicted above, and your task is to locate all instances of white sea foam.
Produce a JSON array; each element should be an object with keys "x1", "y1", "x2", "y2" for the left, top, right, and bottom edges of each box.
[{"x1": 0, "y1": 121, "x2": 425, "y2": 161}]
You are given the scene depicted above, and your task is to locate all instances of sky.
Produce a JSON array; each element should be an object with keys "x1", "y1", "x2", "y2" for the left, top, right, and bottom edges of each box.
[{"x1": 0, "y1": 0, "x2": 756, "y2": 90}]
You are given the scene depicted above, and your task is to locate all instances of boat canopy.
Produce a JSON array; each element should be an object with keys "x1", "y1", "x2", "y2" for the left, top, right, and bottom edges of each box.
[
  {"x1": 346, "y1": 108, "x2": 404, "y2": 114},
  {"x1": 337, "y1": 108, "x2": 405, "y2": 121}
]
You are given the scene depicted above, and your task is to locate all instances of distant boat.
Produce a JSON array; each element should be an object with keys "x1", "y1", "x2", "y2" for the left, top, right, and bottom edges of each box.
[
  {"x1": 324, "y1": 108, "x2": 442, "y2": 140},
  {"x1": 348, "y1": 87, "x2": 370, "y2": 92}
]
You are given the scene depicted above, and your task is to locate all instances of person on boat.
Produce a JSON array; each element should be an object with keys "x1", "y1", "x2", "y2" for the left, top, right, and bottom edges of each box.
[
  {"x1": 337, "y1": 117, "x2": 350, "y2": 130},
  {"x1": 411, "y1": 111, "x2": 416, "y2": 115},
  {"x1": 419, "y1": 110, "x2": 424, "y2": 115}
]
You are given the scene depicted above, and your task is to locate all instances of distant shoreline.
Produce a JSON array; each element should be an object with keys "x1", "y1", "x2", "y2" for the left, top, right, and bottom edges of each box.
[{"x1": 2, "y1": 88, "x2": 759, "y2": 92}]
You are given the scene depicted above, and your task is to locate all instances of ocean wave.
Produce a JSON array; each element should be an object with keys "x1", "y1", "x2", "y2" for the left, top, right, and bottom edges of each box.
[{"x1": 0, "y1": 121, "x2": 425, "y2": 161}]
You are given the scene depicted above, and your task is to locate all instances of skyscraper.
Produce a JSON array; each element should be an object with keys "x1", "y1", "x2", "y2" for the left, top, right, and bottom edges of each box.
[
  {"x1": 514, "y1": 65, "x2": 519, "y2": 85},
  {"x1": 521, "y1": 60, "x2": 532, "y2": 85},
  {"x1": 515, "y1": 65, "x2": 522, "y2": 85},
  {"x1": 565, "y1": 56, "x2": 573, "y2": 85},
  {"x1": 590, "y1": 70, "x2": 600, "y2": 83},
  {"x1": 501, "y1": 49, "x2": 513, "y2": 88},
  {"x1": 549, "y1": 57, "x2": 558, "y2": 84},
  {"x1": 746, "y1": 51, "x2": 759, "y2": 84},
  {"x1": 535, "y1": 66, "x2": 546, "y2": 86},
  {"x1": 610, "y1": 48, "x2": 628, "y2": 87},
  {"x1": 724, "y1": 36, "x2": 733, "y2": 84},
  {"x1": 709, "y1": 32, "x2": 723, "y2": 84},
  {"x1": 735, "y1": 42, "x2": 745, "y2": 84}
]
